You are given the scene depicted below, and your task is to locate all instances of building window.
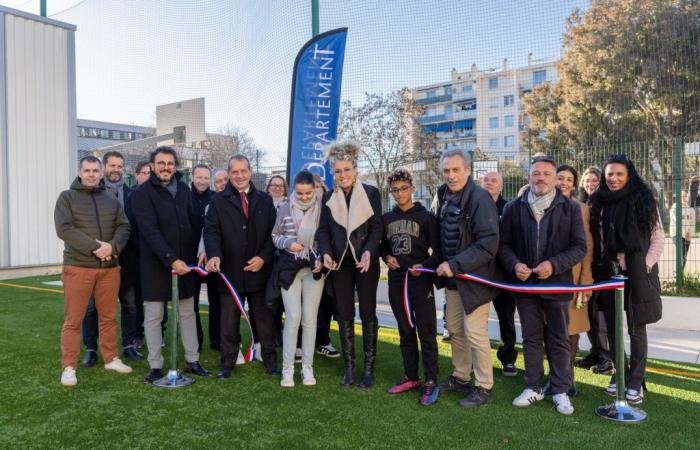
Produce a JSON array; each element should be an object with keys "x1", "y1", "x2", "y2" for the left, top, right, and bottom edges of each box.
[
  {"x1": 444, "y1": 104, "x2": 452, "y2": 117},
  {"x1": 426, "y1": 89, "x2": 436, "y2": 98},
  {"x1": 427, "y1": 106, "x2": 438, "y2": 116},
  {"x1": 489, "y1": 138, "x2": 499, "y2": 149},
  {"x1": 504, "y1": 95, "x2": 514, "y2": 107},
  {"x1": 489, "y1": 97, "x2": 499, "y2": 108},
  {"x1": 504, "y1": 115, "x2": 515, "y2": 127},
  {"x1": 488, "y1": 77, "x2": 498, "y2": 89},
  {"x1": 444, "y1": 86, "x2": 452, "y2": 96},
  {"x1": 533, "y1": 70, "x2": 547, "y2": 86},
  {"x1": 465, "y1": 142, "x2": 475, "y2": 151},
  {"x1": 489, "y1": 117, "x2": 499, "y2": 129},
  {"x1": 504, "y1": 135, "x2": 515, "y2": 147},
  {"x1": 505, "y1": 155, "x2": 515, "y2": 161},
  {"x1": 79, "y1": 127, "x2": 89, "y2": 137},
  {"x1": 462, "y1": 84, "x2": 473, "y2": 93}
]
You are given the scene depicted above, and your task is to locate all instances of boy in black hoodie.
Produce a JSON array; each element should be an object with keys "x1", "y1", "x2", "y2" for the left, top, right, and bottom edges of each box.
[{"x1": 382, "y1": 169, "x2": 442, "y2": 406}]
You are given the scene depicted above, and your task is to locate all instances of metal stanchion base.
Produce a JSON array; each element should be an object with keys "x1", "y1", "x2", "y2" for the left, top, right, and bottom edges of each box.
[
  {"x1": 153, "y1": 369, "x2": 195, "y2": 388},
  {"x1": 595, "y1": 400, "x2": 647, "y2": 423}
]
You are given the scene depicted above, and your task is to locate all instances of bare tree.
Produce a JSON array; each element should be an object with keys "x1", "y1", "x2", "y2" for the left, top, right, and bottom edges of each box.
[
  {"x1": 339, "y1": 89, "x2": 429, "y2": 206},
  {"x1": 204, "y1": 126, "x2": 265, "y2": 172}
]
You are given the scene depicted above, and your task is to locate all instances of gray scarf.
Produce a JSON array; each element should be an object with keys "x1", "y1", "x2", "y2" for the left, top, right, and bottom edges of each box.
[
  {"x1": 164, "y1": 178, "x2": 178, "y2": 198},
  {"x1": 527, "y1": 188, "x2": 556, "y2": 223},
  {"x1": 289, "y1": 190, "x2": 321, "y2": 261},
  {"x1": 104, "y1": 177, "x2": 126, "y2": 207}
]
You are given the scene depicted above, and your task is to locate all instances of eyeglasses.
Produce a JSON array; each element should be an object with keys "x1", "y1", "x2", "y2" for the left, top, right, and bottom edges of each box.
[
  {"x1": 155, "y1": 161, "x2": 176, "y2": 168},
  {"x1": 390, "y1": 186, "x2": 412, "y2": 194}
]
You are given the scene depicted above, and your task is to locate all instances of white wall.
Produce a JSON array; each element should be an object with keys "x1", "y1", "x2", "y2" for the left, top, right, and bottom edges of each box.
[{"x1": 0, "y1": 8, "x2": 76, "y2": 267}]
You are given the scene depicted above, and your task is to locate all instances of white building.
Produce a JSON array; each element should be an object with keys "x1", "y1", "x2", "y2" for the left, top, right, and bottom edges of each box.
[
  {"x1": 0, "y1": 6, "x2": 76, "y2": 270},
  {"x1": 411, "y1": 56, "x2": 558, "y2": 162}
]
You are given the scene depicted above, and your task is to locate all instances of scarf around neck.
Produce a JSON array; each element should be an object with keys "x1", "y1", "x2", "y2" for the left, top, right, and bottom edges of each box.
[
  {"x1": 104, "y1": 178, "x2": 126, "y2": 206},
  {"x1": 289, "y1": 190, "x2": 322, "y2": 261},
  {"x1": 527, "y1": 188, "x2": 556, "y2": 223},
  {"x1": 590, "y1": 183, "x2": 643, "y2": 257}
]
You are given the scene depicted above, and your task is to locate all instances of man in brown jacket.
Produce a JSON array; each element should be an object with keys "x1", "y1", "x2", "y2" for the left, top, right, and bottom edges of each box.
[{"x1": 54, "y1": 155, "x2": 132, "y2": 386}]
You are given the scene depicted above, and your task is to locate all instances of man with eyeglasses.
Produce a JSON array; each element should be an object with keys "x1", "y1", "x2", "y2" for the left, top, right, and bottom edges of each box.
[
  {"x1": 434, "y1": 149, "x2": 500, "y2": 408},
  {"x1": 131, "y1": 146, "x2": 211, "y2": 383}
]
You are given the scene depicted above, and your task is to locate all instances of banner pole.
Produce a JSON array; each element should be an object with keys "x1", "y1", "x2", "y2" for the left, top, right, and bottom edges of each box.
[
  {"x1": 154, "y1": 272, "x2": 194, "y2": 388},
  {"x1": 595, "y1": 275, "x2": 647, "y2": 422}
]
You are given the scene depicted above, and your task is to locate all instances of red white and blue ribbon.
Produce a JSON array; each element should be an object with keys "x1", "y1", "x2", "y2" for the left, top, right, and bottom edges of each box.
[
  {"x1": 176, "y1": 266, "x2": 257, "y2": 362},
  {"x1": 401, "y1": 267, "x2": 625, "y2": 329}
]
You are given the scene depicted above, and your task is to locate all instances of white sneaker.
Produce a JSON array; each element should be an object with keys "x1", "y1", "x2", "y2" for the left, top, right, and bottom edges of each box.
[
  {"x1": 104, "y1": 357, "x2": 133, "y2": 374},
  {"x1": 553, "y1": 393, "x2": 574, "y2": 416},
  {"x1": 512, "y1": 388, "x2": 545, "y2": 407},
  {"x1": 254, "y1": 343, "x2": 262, "y2": 362},
  {"x1": 61, "y1": 366, "x2": 77, "y2": 386},
  {"x1": 280, "y1": 367, "x2": 294, "y2": 388},
  {"x1": 236, "y1": 349, "x2": 246, "y2": 365},
  {"x1": 295, "y1": 348, "x2": 303, "y2": 363},
  {"x1": 302, "y1": 364, "x2": 316, "y2": 386}
]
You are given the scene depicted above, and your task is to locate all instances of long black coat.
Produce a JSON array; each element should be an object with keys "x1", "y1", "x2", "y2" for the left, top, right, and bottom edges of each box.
[
  {"x1": 131, "y1": 172, "x2": 197, "y2": 302},
  {"x1": 203, "y1": 182, "x2": 276, "y2": 294},
  {"x1": 499, "y1": 187, "x2": 587, "y2": 302},
  {"x1": 118, "y1": 185, "x2": 140, "y2": 288}
]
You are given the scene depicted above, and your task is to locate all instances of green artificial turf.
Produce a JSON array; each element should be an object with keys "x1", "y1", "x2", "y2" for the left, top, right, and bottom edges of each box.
[{"x1": 1, "y1": 275, "x2": 699, "y2": 449}]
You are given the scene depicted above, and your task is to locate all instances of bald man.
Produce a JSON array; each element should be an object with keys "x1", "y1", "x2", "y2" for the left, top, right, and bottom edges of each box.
[{"x1": 481, "y1": 171, "x2": 518, "y2": 377}]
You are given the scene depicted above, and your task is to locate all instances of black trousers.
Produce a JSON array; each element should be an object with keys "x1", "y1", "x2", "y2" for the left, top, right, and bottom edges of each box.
[
  {"x1": 585, "y1": 292, "x2": 611, "y2": 363},
  {"x1": 388, "y1": 273, "x2": 438, "y2": 382},
  {"x1": 331, "y1": 259, "x2": 379, "y2": 322},
  {"x1": 82, "y1": 280, "x2": 143, "y2": 350},
  {"x1": 517, "y1": 295, "x2": 571, "y2": 394},
  {"x1": 682, "y1": 238, "x2": 691, "y2": 270},
  {"x1": 493, "y1": 290, "x2": 518, "y2": 366},
  {"x1": 315, "y1": 292, "x2": 335, "y2": 346},
  {"x1": 220, "y1": 289, "x2": 276, "y2": 370},
  {"x1": 194, "y1": 274, "x2": 221, "y2": 349},
  {"x1": 600, "y1": 289, "x2": 648, "y2": 391}
]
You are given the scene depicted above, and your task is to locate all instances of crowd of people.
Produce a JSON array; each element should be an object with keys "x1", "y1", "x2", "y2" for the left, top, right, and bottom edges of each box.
[{"x1": 54, "y1": 142, "x2": 665, "y2": 416}]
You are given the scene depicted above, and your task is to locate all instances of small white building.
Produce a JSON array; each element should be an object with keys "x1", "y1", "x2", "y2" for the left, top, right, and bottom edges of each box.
[{"x1": 0, "y1": 6, "x2": 76, "y2": 270}]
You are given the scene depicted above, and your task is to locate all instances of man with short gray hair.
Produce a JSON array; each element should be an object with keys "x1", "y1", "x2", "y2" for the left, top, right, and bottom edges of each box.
[{"x1": 434, "y1": 149, "x2": 500, "y2": 407}]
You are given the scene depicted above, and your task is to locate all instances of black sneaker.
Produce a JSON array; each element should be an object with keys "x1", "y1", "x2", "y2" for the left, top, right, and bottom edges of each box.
[
  {"x1": 438, "y1": 375, "x2": 472, "y2": 394},
  {"x1": 593, "y1": 359, "x2": 615, "y2": 375},
  {"x1": 459, "y1": 386, "x2": 493, "y2": 407},
  {"x1": 502, "y1": 363, "x2": 518, "y2": 377},
  {"x1": 144, "y1": 368, "x2": 164, "y2": 384},
  {"x1": 575, "y1": 354, "x2": 598, "y2": 369},
  {"x1": 316, "y1": 344, "x2": 340, "y2": 358}
]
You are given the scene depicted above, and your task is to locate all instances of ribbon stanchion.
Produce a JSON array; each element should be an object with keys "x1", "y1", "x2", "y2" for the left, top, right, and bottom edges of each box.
[
  {"x1": 153, "y1": 272, "x2": 195, "y2": 388},
  {"x1": 189, "y1": 266, "x2": 257, "y2": 362}
]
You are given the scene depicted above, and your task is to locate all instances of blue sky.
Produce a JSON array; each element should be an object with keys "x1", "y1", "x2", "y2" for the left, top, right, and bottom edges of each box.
[{"x1": 4, "y1": 0, "x2": 588, "y2": 162}]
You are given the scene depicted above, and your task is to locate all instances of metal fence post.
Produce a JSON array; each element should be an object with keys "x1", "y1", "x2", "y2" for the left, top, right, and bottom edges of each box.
[{"x1": 675, "y1": 136, "x2": 684, "y2": 285}]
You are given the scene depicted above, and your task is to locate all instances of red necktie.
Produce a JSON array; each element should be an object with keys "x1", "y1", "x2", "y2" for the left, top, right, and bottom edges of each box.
[{"x1": 241, "y1": 191, "x2": 249, "y2": 218}]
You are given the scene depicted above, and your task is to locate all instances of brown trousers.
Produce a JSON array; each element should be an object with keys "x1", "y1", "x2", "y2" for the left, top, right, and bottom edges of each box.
[{"x1": 60, "y1": 265, "x2": 120, "y2": 369}]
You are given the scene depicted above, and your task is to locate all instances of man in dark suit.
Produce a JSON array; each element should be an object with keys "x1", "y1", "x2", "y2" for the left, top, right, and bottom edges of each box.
[
  {"x1": 131, "y1": 146, "x2": 211, "y2": 383},
  {"x1": 204, "y1": 154, "x2": 277, "y2": 379},
  {"x1": 80, "y1": 151, "x2": 143, "y2": 366}
]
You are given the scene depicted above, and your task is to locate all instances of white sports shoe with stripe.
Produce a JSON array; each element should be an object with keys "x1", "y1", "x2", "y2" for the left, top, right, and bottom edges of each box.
[{"x1": 512, "y1": 388, "x2": 545, "y2": 407}]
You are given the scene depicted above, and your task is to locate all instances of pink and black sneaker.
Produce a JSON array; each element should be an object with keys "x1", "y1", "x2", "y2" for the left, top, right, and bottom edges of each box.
[{"x1": 388, "y1": 376, "x2": 421, "y2": 394}]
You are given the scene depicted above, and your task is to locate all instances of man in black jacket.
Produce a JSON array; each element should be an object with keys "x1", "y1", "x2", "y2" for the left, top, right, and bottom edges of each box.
[
  {"x1": 500, "y1": 156, "x2": 586, "y2": 416},
  {"x1": 204, "y1": 154, "x2": 277, "y2": 379},
  {"x1": 434, "y1": 149, "x2": 500, "y2": 408},
  {"x1": 481, "y1": 171, "x2": 518, "y2": 377},
  {"x1": 190, "y1": 164, "x2": 219, "y2": 352},
  {"x1": 131, "y1": 147, "x2": 211, "y2": 383}
]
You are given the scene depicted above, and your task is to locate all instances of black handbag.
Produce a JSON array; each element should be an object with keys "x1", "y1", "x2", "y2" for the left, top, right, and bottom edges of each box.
[{"x1": 591, "y1": 258, "x2": 621, "y2": 281}]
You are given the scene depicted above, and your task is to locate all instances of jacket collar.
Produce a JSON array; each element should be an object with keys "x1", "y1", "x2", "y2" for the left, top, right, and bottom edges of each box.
[
  {"x1": 519, "y1": 186, "x2": 566, "y2": 207},
  {"x1": 222, "y1": 181, "x2": 258, "y2": 198},
  {"x1": 71, "y1": 177, "x2": 106, "y2": 192},
  {"x1": 441, "y1": 176, "x2": 476, "y2": 209}
]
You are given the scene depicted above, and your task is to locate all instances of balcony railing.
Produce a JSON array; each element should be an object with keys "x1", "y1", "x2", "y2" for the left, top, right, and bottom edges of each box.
[
  {"x1": 416, "y1": 94, "x2": 453, "y2": 105},
  {"x1": 419, "y1": 114, "x2": 450, "y2": 124}
]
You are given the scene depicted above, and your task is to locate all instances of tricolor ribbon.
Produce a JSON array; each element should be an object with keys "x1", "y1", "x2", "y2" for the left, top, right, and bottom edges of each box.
[
  {"x1": 176, "y1": 266, "x2": 256, "y2": 362},
  {"x1": 401, "y1": 267, "x2": 625, "y2": 329}
]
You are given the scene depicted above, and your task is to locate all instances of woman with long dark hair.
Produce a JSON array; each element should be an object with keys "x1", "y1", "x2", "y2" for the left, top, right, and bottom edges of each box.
[
  {"x1": 590, "y1": 155, "x2": 664, "y2": 405},
  {"x1": 316, "y1": 141, "x2": 383, "y2": 388}
]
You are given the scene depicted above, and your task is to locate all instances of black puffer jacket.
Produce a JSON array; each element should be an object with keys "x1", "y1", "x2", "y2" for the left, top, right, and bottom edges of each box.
[{"x1": 435, "y1": 178, "x2": 500, "y2": 314}]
